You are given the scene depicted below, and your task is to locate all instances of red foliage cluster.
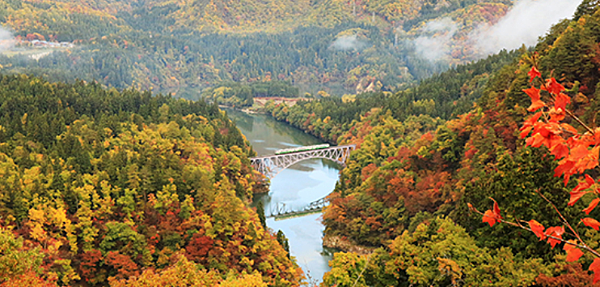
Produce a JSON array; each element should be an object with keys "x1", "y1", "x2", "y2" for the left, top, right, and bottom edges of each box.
[{"x1": 480, "y1": 62, "x2": 600, "y2": 282}]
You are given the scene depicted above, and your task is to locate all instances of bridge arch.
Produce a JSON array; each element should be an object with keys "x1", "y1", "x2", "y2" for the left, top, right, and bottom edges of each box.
[{"x1": 250, "y1": 145, "x2": 355, "y2": 179}]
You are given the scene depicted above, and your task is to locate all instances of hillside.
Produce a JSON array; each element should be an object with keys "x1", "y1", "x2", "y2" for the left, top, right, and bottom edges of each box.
[
  {"x1": 0, "y1": 75, "x2": 302, "y2": 286},
  {"x1": 0, "y1": 0, "x2": 519, "y2": 97},
  {"x1": 0, "y1": 0, "x2": 599, "y2": 286},
  {"x1": 268, "y1": 2, "x2": 600, "y2": 285}
]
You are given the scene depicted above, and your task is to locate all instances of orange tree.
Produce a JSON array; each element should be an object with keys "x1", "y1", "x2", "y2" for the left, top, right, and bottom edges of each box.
[{"x1": 470, "y1": 54, "x2": 600, "y2": 282}]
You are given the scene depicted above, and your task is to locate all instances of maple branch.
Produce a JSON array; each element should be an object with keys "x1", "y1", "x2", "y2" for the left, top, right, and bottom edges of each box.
[
  {"x1": 565, "y1": 108, "x2": 595, "y2": 135},
  {"x1": 538, "y1": 76, "x2": 595, "y2": 135},
  {"x1": 469, "y1": 204, "x2": 600, "y2": 258},
  {"x1": 534, "y1": 189, "x2": 583, "y2": 240},
  {"x1": 513, "y1": 218, "x2": 578, "y2": 239}
]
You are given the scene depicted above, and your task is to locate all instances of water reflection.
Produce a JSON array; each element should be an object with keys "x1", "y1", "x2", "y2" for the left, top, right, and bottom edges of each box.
[
  {"x1": 226, "y1": 109, "x2": 254, "y2": 132},
  {"x1": 228, "y1": 111, "x2": 322, "y2": 156},
  {"x1": 227, "y1": 109, "x2": 340, "y2": 283}
]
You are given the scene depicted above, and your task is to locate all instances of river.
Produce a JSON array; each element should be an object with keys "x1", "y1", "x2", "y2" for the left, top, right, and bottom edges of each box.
[{"x1": 226, "y1": 109, "x2": 340, "y2": 283}]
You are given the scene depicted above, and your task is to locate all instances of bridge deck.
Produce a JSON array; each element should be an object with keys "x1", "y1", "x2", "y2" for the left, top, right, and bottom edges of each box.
[
  {"x1": 267, "y1": 197, "x2": 329, "y2": 219},
  {"x1": 250, "y1": 144, "x2": 355, "y2": 179}
]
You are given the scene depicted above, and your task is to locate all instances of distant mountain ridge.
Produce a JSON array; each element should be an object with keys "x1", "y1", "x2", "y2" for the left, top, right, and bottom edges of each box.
[
  {"x1": 0, "y1": 0, "x2": 517, "y2": 97},
  {"x1": 1, "y1": 0, "x2": 511, "y2": 36}
]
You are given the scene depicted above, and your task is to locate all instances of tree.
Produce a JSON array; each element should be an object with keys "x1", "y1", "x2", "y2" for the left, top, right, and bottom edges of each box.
[
  {"x1": 256, "y1": 201, "x2": 267, "y2": 229},
  {"x1": 276, "y1": 230, "x2": 290, "y2": 258},
  {"x1": 471, "y1": 59, "x2": 600, "y2": 282},
  {"x1": 322, "y1": 252, "x2": 369, "y2": 287},
  {"x1": 574, "y1": 0, "x2": 600, "y2": 20},
  {"x1": 0, "y1": 228, "x2": 46, "y2": 281}
]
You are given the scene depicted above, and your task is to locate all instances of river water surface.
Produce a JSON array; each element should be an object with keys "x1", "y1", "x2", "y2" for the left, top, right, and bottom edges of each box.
[{"x1": 227, "y1": 109, "x2": 340, "y2": 283}]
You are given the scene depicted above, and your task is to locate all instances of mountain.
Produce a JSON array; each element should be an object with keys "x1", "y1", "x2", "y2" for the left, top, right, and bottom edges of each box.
[
  {"x1": 0, "y1": 74, "x2": 302, "y2": 286},
  {"x1": 1, "y1": 0, "x2": 599, "y2": 285},
  {"x1": 0, "y1": 0, "x2": 517, "y2": 97},
  {"x1": 267, "y1": 1, "x2": 600, "y2": 285}
]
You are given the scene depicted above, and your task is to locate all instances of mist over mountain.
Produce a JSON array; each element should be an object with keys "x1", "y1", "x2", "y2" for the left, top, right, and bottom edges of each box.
[
  {"x1": 1, "y1": 1, "x2": 600, "y2": 286},
  {"x1": 411, "y1": 0, "x2": 582, "y2": 63},
  {"x1": 0, "y1": 0, "x2": 585, "y2": 97},
  {"x1": 471, "y1": 0, "x2": 581, "y2": 55},
  {"x1": 413, "y1": 17, "x2": 459, "y2": 61},
  {"x1": 0, "y1": 26, "x2": 14, "y2": 52}
]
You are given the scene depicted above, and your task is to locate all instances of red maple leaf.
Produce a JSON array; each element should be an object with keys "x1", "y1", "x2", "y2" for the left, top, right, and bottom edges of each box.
[
  {"x1": 582, "y1": 217, "x2": 600, "y2": 231},
  {"x1": 583, "y1": 198, "x2": 600, "y2": 215},
  {"x1": 492, "y1": 199, "x2": 502, "y2": 219},
  {"x1": 589, "y1": 258, "x2": 600, "y2": 283},
  {"x1": 554, "y1": 159, "x2": 575, "y2": 179},
  {"x1": 553, "y1": 93, "x2": 571, "y2": 111},
  {"x1": 568, "y1": 191, "x2": 588, "y2": 206},
  {"x1": 560, "y1": 123, "x2": 578, "y2": 135},
  {"x1": 570, "y1": 145, "x2": 592, "y2": 162},
  {"x1": 523, "y1": 86, "x2": 545, "y2": 112},
  {"x1": 528, "y1": 66, "x2": 541, "y2": 82},
  {"x1": 524, "y1": 111, "x2": 543, "y2": 127},
  {"x1": 573, "y1": 175, "x2": 595, "y2": 192},
  {"x1": 549, "y1": 143, "x2": 569, "y2": 159},
  {"x1": 564, "y1": 241, "x2": 584, "y2": 262},
  {"x1": 566, "y1": 247, "x2": 584, "y2": 262},
  {"x1": 585, "y1": 174, "x2": 596, "y2": 185},
  {"x1": 520, "y1": 126, "x2": 533, "y2": 139},
  {"x1": 544, "y1": 226, "x2": 565, "y2": 249},
  {"x1": 482, "y1": 210, "x2": 498, "y2": 227},
  {"x1": 528, "y1": 220, "x2": 546, "y2": 240},
  {"x1": 546, "y1": 78, "x2": 565, "y2": 95}
]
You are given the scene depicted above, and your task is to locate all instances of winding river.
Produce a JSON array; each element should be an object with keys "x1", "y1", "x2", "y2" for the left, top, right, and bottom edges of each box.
[{"x1": 227, "y1": 109, "x2": 340, "y2": 283}]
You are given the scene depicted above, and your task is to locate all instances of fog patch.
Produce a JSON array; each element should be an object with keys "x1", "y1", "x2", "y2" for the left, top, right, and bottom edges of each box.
[
  {"x1": 413, "y1": 17, "x2": 458, "y2": 62},
  {"x1": 471, "y1": 0, "x2": 581, "y2": 56},
  {"x1": 330, "y1": 35, "x2": 366, "y2": 51},
  {"x1": 0, "y1": 27, "x2": 15, "y2": 52}
]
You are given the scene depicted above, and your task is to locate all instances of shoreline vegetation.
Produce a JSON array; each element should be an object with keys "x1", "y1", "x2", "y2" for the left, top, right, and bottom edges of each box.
[
  {"x1": 322, "y1": 234, "x2": 375, "y2": 256},
  {"x1": 220, "y1": 96, "x2": 309, "y2": 114}
]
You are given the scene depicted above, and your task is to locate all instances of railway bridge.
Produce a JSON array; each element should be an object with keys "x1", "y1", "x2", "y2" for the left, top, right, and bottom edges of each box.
[
  {"x1": 267, "y1": 196, "x2": 329, "y2": 219},
  {"x1": 250, "y1": 144, "x2": 355, "y2": 179}
]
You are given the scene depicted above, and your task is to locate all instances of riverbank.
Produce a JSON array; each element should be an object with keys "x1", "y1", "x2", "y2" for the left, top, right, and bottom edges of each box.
[
  {"x1": 254, "y1": 96, "x2": 307, "y2": 107},
  {"x1": 322, "y1": 234, "x2": 376, "y2": 255},
  {"x1": 220, "y1": 96, "x2": 310, "y2": 114}
]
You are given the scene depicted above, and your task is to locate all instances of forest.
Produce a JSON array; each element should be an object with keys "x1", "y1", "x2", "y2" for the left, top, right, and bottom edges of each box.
[
  {"x1": 0, "y1": 75, "x2": 302, "y2": 286},
  {"x1": 0, "y1": 0, "x2": 515, "y2": 98},
  {"x1": 1, "y1": 0, "x2": 600, "y2": 286},
  {"x1": 202, "y1": 81, "x2": 300, "y2": 108},
  {"x1": 266, "y1": 48, "x2": 520, "y2": 143},
  {"x1": 266, "y1": 1, "x2": 600, "y2": 286}
]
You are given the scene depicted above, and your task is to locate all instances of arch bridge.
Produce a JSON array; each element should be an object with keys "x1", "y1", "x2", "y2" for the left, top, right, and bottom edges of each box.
[{"x1": 250, "y1": 144, "x2": 355, "y2": 179}]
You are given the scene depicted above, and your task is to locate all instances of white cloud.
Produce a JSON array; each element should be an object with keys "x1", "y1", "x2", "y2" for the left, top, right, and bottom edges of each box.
[
  {"x1": 413, "y1": 17, "x2": 459, "y2": 61},
  {"x1": 471, "y1": 0, "x2": 581, "y2": 55},
  {"x1": 0, "y1": 26, "x2": 15, "y2": 52},
  {"x1": 330, "y1": 35, "x2": 366, "y2": 51}
]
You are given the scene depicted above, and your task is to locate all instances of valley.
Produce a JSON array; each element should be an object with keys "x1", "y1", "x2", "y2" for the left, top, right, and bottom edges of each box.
[{"x1": 0, "y1": 0, "x2": 598, "y2": 286}]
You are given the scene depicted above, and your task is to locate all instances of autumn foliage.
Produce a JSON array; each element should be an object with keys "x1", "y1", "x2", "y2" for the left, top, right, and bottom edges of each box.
[
  {"x1": 475, "y1": 57, "x2": 600, "y2": 282},
  {"x1": 0, "y1": 75, "x2": 302, "y2": 286}
]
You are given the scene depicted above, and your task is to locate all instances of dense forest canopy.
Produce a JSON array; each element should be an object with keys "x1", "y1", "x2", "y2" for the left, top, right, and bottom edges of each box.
[
  {"x1": 266, "y1": 1, "x2": 600, "y2": 285},
  {"x1": 0, "y1": 74, "x2": 303, "y2": 286},
  {"x1": 0, "y1": 0, "x2": 527, "y2": 97},
  {"x1": 2, "y1": 0, "x2": 600, "y2": 286}
]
